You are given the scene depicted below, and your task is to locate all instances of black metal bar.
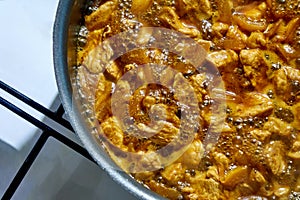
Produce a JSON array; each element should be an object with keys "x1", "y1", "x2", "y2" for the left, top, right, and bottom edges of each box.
[
  {"x1": 1, "y1": 133, "x2": 49, "y2": 200},
  {"x1": 56, "y1": 104, "x2": 66, "y2": 117},
  {"x1": 0, "y1": 93, "x2": 96, "y2": 200},
  {"x1": 0, "y1": 96, "x2": 52, "y2": 132},
  {"x1": 0, "y1": 80, "x2": 73, "y2": 131},
  {"x1": 0, "y1": 96, "x2": 94, "y2": 162},
  {"x1": 55, "y1": 104, "x2": 74, "y2": 132}
]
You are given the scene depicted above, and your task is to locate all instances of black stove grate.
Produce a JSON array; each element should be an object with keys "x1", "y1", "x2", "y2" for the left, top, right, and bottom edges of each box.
[{"x1": 0, "y1": 80, "x2": 96, "y2": 200}]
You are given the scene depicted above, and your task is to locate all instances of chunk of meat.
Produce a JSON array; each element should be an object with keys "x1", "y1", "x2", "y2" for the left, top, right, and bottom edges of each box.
[
  {"x1": 147, "y1": 180, "x2": 183, "y2": 199},
  {"x1": 104, "y1": 61, "x2": 122, "y2": 81},
  {"x1": 264, "y1": 19, "x2": 284, "y2": 38},
  {"x1": 78, "y1": 28, "x2": 103, "y2": 65},
  {"x1": 216, "y1": 0, "x2": 233, "y2": 24},
  {"x1": 222, "y1": 166, "x2": 250, "y2": 189},
  {"x1": 186, "y1": 174, "x2": 222, "y2": 200},
  {"x1": 207, "y1": 165, "x2": 219, "y2": 181},
  {"x1": 175, "y1": 0, "x2": 197, "y2": 16},
  {"x1": 208, "y1": 50, "x2": 239, "y2": 72},
  {"x1": 273, "y1": 68, "x2": 288, "y2": 95},
  {"x1": 277, "y1": 189, "x2": 291, "y2": 199},
  {"x1": 176, "y1": 0, "x2": 212, "y2": 19},
  {"x1": 285, "y1": 18, "x2": 300, "y2": 44},
  {"x1": 148, "y1": 104, "x2": 180, "y2": 127},
  {"x1": 234, "y1": 92, "x2": 273, "y2": 118},
  {"x1": 263, "y1": 117, "x2": 294, "y2": 137},
  {"x1": 232, "y1": 13, "x2": 267, "y2": 32},
  {"x1": 196, "y1": 39, "x2": 213, "y2": 52},
  {"x1": 136, "y1": 120, "x2": 179, "y2": 148},
  {"x1": 208, "y1": 49, "x2": 249, "y2": 93},
  {"x1": 285, "y1": 66, "x2": 300, "y2": 81},
  {"x1": 82, "y1": 40, "x2": 114, "y2": 74},
  {"x1": 273, "y1": 183, "x2": 290, "y2": 198},
  {"x1": 249, "y1": 169, "x2": 266, "y2": 185},
  {"x1": 121, "y1": 49, "x2": 152, "y2": 65},
  {"x1": 148, "y1": 120, "x2": 179, "y2": 147},
  {"x1": 101, "y1": 116, "x2": 125, "y2": 149},
  {"x1": 190, "y1": 0, "x2": 213, "y2": 21},
  {"x1": 85, "y1": 1, "x2": 117, "y2": 30},
  {"x1": 232, "y1": 2, "x2": 268, "y2": 32},
  {"x1": 189, "y1": 73, "x2": 207, "y2": 103},
  {"x1": 133, "y1": 171, "x2": 155, "y2": 181},
  {"x1": 161, "y1": 163, "x2": 185, "y2": 185},
  {"x1": 276, "y1": 44, "x2": 299, "y2": 62},
  {"x1": 288, "y1": 140, "x2": 300, "y2": 159},
  {"x1": 246, "y1": 31, "x2": 266, "y2": 48},
  {"x1": 250, "y1": 129, "x2": 271, "y2": 141},
  {"x1": 230, "y1": 183, "x2": 255, "y2": 198},
  {"x1": 207, "y1": 49, "x2": 243, "y2": 92},
  {"x1": 272, "y1": 66, "x2": 300, "y2": 104},
  {"x1": 158, "y1": 7, "x2": 200, "y2": 37},
  {"x1": 270, "y1": 18, "x2": 300, "y2": 44},
  {"x1": 212, "y1": 22, "x2": 229, "y2": 37},
  {"x1": 132, "y1": 150, "x2": 164, "y2": 172},
  {"x1": 221, "y1": 25, "x2": 248, "y2": 50},
  {"x1": 263, "y1": 141, "x2": 287, "y2": 176},
  {"x1": 212, "y1": 152, "x2": 230, "y2": 179},
  {"x1": 236, "y1": 2, "x2": 267, "y2": 19},
  {"x1": 142, "y1": 96, "x2": 156, "y2": 109},
  {"x1": 178, "y1": 140, "x2": 204, "y2": 168},
  {"x1": 195, "y1": 179, "x2": 222, "y2": 200},
  {"x1": 129, "y1": 85, "x2": 151, "y2": 125},
  {"x1": 240, "y1": 49, "x2": 268, "y2": 91},
  {"x1": 111, "y1": 79, "x2": 131, "y2": 124},
  {"x1": 269, "y1": 20, "x2": 288, "y2": 43},
  {"x1": 173, "y1": 73, "x2": 199, "y2": 108},
  {"x1": 131, "y1": 0, "x2": 153, "y2": 15},
  {"x1": 240, "y1": 49, "x2": 262, "y2": 67}
]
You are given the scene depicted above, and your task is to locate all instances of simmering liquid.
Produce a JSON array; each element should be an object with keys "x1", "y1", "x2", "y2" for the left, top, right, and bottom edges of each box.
[{"x1": 77, "y1": 0, "x2": 300, "y2": 199}]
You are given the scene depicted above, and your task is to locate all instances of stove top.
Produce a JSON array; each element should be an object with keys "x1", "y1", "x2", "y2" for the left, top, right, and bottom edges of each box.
[{"x1": 0, "y1": 0, "x2": 137, "y2": 199}]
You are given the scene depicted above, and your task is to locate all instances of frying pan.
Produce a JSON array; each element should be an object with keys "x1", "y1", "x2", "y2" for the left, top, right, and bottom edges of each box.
[{"x1": 53, "y1": 0, "x2": 164, "y2": 199}]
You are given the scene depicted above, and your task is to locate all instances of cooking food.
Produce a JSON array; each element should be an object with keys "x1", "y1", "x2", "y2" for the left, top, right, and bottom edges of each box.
[{"x1": 76, "y1": 0, "x2": 300, "y2": 199}]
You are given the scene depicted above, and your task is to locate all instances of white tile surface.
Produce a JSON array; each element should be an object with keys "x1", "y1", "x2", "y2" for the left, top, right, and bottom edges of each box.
[{"x1": 0, "y1": 0, "x2": 59, "y2": 149}]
